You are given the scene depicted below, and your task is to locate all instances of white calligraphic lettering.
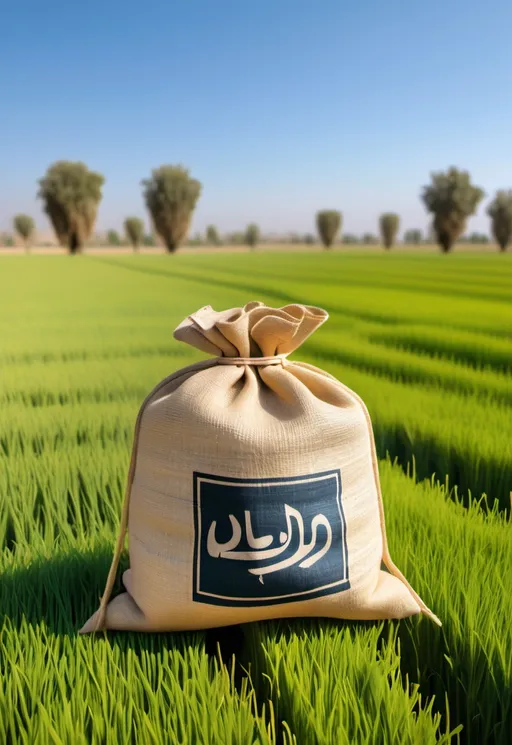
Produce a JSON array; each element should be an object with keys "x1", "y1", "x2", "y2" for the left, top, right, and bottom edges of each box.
[{"x1": 206, "y1": 504, "x2": 332, "y2": 578}]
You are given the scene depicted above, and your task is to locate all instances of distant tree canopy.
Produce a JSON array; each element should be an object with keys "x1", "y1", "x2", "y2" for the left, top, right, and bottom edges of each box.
[
  {"x1": 362, "y1": 233, "x2": 379, "y2": 245},
  {"x1": 245, "y1": 223, "x2": 260, "y2": 248},
  {"x1": 424, "y1": 224, "x2": 438, "y2": 244},
  {"x1": 379, "y1": 213, "x2": 400, "y2": 249},
  {"x1": 421, "y1": 167, "x2": 485, "y2": 253},
  {"x1": 13, "y1": 214, "x2": 35, "y2": 249},
  {"x1": 487, "y1": 190, "x2": 512, "y2": 251},
  {"x1": 227, "y1": 231, "x2": 245, "y2": 245},
  {"x1": 342, "y1": 233, "x2": 359, "y2": 244},
  {"x1": 107, "y1": 229, "x2": 121, "y2": 246},
  {"x1": 142, "y1": 165, "x2": 202, "y2": 253},
  {"x1": 462, "y1": 232, "x2": 490, "y2": 244},
  {"x1": 206, "y1": 225, "x2": 220, "y2": 246},
  {"x1": 188, "y1": 232, "x2": 203, "y2": 246},
  {"x1": 124, "y1": 217, "x2": 145, "y2": 250},
  {"x1": 13, "y1": 163, "x2": 509, "y2": 257},
  {"x1": 316, "y1": 210, "x2": 342, "y2": 248},
  {"x1": 37, "y1": 161, "x2": 104, "y2": 253},
  {"x1": 403, "y1": 229, "x2": 422, "y2": 245}
]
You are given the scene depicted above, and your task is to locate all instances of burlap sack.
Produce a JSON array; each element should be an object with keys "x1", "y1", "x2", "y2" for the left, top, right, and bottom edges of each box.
[{"x1": 81, "y1": 301, "x2": 440, "y2": 633}]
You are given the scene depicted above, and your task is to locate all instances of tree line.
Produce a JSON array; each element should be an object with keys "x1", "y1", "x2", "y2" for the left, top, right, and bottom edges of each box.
[{"x1": 6, "y1": 162, "x2": 512, "y2": 254}]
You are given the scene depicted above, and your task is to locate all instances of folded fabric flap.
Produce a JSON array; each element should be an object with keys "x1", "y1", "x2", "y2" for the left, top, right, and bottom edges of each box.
[{"x1": 173, "y1": 301, "x2": 328, "y2": 357}]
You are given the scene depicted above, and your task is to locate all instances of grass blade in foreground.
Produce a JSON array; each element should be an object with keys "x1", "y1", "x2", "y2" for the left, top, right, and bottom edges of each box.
[
  {"x1": 244, "y1": 620, "x2": 458, "y2": 745},
  {"x1": 0, "y1": 543, "x2": 289, "y2": 744},
  {"x1": 382, "y1": 462, "x2": 512, "y2": 745}
]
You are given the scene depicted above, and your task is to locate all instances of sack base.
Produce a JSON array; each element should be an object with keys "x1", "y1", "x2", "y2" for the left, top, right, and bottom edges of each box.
[{"x1": 80, "y1": 570, "x2": 422, "y2": 634}]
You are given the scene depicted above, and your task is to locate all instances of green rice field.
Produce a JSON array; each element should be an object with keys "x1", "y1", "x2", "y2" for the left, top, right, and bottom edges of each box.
[{"x1": 0, "y1": 250, "x2": 511, "y2": 744}]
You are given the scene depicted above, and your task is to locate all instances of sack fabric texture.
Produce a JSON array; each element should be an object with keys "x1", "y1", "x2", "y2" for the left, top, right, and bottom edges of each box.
[{"x1": 81, "y1": 302, "x2": 440, "y2": 633}]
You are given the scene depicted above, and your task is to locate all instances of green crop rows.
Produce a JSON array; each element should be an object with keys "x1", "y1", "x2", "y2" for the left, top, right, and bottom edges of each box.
[{"x1": 0, "y1": 251, "x2": 510, "y2": 744}]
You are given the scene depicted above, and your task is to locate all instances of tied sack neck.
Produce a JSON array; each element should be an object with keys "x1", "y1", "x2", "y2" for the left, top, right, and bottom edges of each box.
[{"x1": 173, "y1": 302, "x2": 329, "y2": 362}]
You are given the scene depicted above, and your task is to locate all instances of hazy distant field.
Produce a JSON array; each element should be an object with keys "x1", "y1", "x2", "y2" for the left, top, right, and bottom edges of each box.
[
  {"x1": 0, "y1": 241, "x2": 506, "y2": 255},
  {"x1": 0, "y1": 251, "x2": 510, "y2": 744}
]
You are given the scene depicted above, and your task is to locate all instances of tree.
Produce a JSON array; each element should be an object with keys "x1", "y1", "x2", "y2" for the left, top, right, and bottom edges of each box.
[
  {"x1": 421, "y1": 167, "x2": 485, "y2": 253},
  {"x1": 143, "y1": 233, "x2": 155, "y2": 246},
  {"x1": 464, "y1": 232, "x2": 489, "y2": 244},
  {"x1": 487, "y1": 190, "x2": 512, "y2": 251},
  {"x1": 303, "y1": 233, "x2": 315, "y2": 245},
  {"x1": 13, "y1": 214, "x2": 35, "y2": 251},
  {"x1": 187, "y1": 232, "x2": 203, "y2": 247},
  {"x1": 425, "y1": 223, "x2": 440, "y2": 244},
  {"x1": 316, "y1": 210, "x2": 342, "y2": 248},
  {"x1": 245, "y1": 223, "x2": 260, "y2": 249},
  {"x1": 342, "y1": 233, "x2": 359, "y2": 244},
  {"x1": 141, "y1": 165, "x2": 202, "y2": 253},
  {"x1": 362, "y1": 233, "x2": 378, "y2": 245},
  {"x1": 124, "y1": 217, "x2": 145, "y2": 251},
  {"x1": 37, "y1": 161, "x2": 104, "y2": 253},
  {"x1": 107, "y1": 229, "x2": 121, "y2": 246},
  {"x1": 227, "y1": 231, "x2": 245, "y2": 245},
  {"x1": 379, "y1": 213, "x2": 400, "y2": 249},
  {"x1": 404, "y1": 229, "x2": 422, "y2": 245},
  {"x1": 206, "y1": 225, "x2": 220, "y2": 246}
]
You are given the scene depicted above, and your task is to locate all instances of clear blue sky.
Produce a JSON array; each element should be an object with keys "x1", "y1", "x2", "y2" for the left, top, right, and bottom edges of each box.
[{"x1": 2, "y1": 0, "x2": 512, "y2": 237}]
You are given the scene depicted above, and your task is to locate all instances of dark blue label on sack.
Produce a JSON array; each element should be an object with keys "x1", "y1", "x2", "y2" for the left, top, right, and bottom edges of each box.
[{"x1": 192, "y1": 470, "x2": 349, "y2": 606}]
